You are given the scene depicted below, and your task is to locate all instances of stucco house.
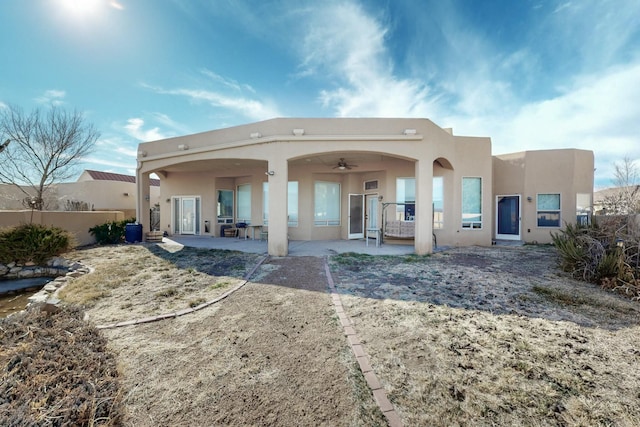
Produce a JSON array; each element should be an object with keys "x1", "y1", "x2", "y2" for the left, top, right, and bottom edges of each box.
[{"x1": 135, "y1": 118, "x2": 594, "y2": 256}]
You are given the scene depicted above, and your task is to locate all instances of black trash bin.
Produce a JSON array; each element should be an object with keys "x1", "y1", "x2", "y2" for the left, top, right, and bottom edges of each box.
[{"x1": 125, "y1": 223, "x2": 143, "y2": 243}]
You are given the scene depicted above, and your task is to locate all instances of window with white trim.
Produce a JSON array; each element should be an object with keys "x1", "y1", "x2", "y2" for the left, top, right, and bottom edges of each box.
[
  {"x1": 462, "y1": 177, "x2": 482, "y2": 229},
  {"x1": 433, "y1": 176, "x2": 444, "y2": 229},
  {"x1": 217, "y1": 189, "x2": 234, "y2": 224},
  {"x1": 537, "y1": 193, "x2": 561, "y2": 227},
  {"x1": 263, "y1": 181, "x2": 299, "y2": 226},
  {"x1": 236, "y1": 184, "x2": 251, "y2": 224},
  {"x1": 314, "y1": 181, "x2": 340, "y2": 226}
]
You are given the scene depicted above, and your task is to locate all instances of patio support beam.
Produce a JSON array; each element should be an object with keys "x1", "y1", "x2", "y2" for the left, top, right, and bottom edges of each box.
[
  {"x1": 414, "y1": 159, "x2": 434, "y2": 254},
  {"x1": 267, "y1": 156, "x2": 289, "y2": 256},
  {"x1": 136, "y1": 169, "x2": 151, "y2": 239}
]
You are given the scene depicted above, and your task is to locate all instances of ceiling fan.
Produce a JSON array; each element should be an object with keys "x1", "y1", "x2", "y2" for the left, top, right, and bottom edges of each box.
[{"x1": 333, "y1": 158, "x2": 358, "y2": 170}]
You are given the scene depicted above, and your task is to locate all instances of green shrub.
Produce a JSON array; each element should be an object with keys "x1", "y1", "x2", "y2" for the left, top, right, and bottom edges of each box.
[
  {"x1": 0, "y1": 223, "x2": 73, "y2": 265},
  {"x1": 89, "y1": 218, "x2": 135, "y2": 245}
]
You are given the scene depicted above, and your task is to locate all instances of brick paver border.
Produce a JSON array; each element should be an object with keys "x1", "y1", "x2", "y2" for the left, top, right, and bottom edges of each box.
[{"x1": 324, "y1": 259, "x2": 403, "y2": 427}]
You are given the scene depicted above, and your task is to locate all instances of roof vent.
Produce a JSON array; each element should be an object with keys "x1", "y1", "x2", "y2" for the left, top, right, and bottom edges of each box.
[
  {"x1": 293, "y1": 128, "x2": 305, "y2": 136},
  {"x1": 403, "y1": 129, "x2": 416, "y2": 135},
  {"x1": 250, "y1": 132, "x2": 262, "y2": 139}
]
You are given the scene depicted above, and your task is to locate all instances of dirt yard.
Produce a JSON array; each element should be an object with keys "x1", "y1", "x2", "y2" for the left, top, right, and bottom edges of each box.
[{"x1": 53, "y1": 243, "x2": 640, "y2": 426}]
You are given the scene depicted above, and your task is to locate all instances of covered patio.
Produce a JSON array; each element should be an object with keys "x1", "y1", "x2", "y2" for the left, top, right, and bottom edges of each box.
[{"x1": 161, "y1": 235, "x2": 416, "y2": 257}]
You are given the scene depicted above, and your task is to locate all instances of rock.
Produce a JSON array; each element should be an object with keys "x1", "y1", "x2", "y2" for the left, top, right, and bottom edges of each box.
[
  {"x1": 70, "y1": 262, "x2": 84, "y2": 270},
  {"x1": 0, "y1": 264, "x2": 8, "y2": 275},
  {"x1": 36, "y1": 299, "x2": 61, "y2": 315},
  {"x1": 49, "y1": 257, "x2": 70, "y2": 268},
  {"x1": 9, "y1": 267, "x2": 21, "y2": 274},
  {"x1": 28, "y1": 290, "x2": 49, "y2": 304},
  {"x1": 18, "y1": 269, "x2": 33, "y2": 278},
  {"x1": 44, "y1": 283, "x2": 58, "y2": 292}
]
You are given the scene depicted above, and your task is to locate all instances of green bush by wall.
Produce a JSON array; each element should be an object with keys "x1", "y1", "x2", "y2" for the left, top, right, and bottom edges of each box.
[
  {"x1": 89, "y1": 218, "x2": 136, "y2": 245},
  {"x1": 0, "y1": 224, "x2": 73, "y2": 265}
]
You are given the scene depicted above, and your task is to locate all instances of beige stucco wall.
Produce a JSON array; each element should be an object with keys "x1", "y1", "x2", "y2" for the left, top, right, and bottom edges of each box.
[
  {"x1": 0, "y1": 181, "x2": 160, "y2": 218},
  {"x1": 493, "y1": 149, "x2": 594, "y2": 244},
  {"x1": 0, "y1": 210, "x2": 125, "y2": 246},
  {"x1": 137, "y1": 118, "x2": 494, "y2": 255}
]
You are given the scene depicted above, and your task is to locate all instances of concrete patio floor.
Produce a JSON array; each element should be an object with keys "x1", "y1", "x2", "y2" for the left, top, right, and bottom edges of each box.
[{"x1": 161, "y1": 235, "x2": 416, "y2": 256}]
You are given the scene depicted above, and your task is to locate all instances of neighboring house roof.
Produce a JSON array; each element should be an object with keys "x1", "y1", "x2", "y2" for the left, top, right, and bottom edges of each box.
[{"x1": 80, "y1": 169, "x2": 160, "y2": 187}]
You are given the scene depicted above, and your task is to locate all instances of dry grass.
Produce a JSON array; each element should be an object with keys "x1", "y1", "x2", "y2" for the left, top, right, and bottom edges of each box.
[
  {"x1": 0, "y1": 306, "x2": 124, "y2": 426},
  {"x1": 47, "y1": 243, "x2": 640, "y2": 426},
  {"x1": 332, "y1": 246, "x2": 640, "y2": 426},
  {"x1": 59, "y1": 244, "x2": 261, "y2": 324}
]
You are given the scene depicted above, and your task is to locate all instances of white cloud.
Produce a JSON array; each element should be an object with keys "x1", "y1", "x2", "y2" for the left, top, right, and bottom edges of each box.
[
  {"x1": 35, "y1": 89, "x2": 66, "y2": 105},
  {"x1": 82, "y1": 156, "x2": 136, "y2": 170},
  {"x1": 200, "y1": 69, "x2": 256, "y2": 94},
  {"x1": 143, "y1": 83, "x2": 281, "y2": 122},
  {"x1": 124, "y1": 118, "x2": 168, "y2": 142},
  {"x1": 150, "y1": 112, "x2": 192, "y2": 135},
  {"x1": 298, "y1": 2, "x2": 436, "y2": 117}
]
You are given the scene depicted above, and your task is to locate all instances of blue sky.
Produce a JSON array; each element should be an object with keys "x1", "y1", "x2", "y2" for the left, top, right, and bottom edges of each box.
[{"x1": 1, "y1": 0, "x2": 639, "y2": 189}]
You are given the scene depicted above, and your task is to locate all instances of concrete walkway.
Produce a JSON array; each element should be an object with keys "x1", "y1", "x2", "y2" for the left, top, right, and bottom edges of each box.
[{"x1": 162, "y1": 235, "x2": 415, "y2": 256}]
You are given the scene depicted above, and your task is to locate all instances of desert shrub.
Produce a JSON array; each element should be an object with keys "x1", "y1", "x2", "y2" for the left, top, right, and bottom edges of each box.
[
  {"x1": 552, "y1": 219, "x2": 640, "y2": 300},
  {"x1": 0, "y1": 223, "x2": 73, "y2": 264},
  {"x1": 89, "y1": 218, "x2": 135, "y2": 245}
]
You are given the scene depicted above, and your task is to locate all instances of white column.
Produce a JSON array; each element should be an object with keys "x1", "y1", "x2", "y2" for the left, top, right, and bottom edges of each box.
[
  {"x1": 267, "y1": 157, "x2": 288, "y2": 256},
  {"x1": 414, "y1": 159, "x2": 433, "y2": 254},
  {"x1": 136, "y1": 166, "x2": 151, "y2": 239}
]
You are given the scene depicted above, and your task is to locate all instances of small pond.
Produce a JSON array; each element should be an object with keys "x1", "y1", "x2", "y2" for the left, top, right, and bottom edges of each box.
[{"x1": 0, "y1": 277, "x2": 51, "y2": 318}]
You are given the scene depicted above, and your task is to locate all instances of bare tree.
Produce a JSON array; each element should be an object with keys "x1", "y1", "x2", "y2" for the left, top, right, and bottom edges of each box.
[
  {"x1": 602, "y1": 156, "x2": 640, "y2": 215},
  {"x1": 0, "y1": 105, "x2": 99, "y2": 210}
]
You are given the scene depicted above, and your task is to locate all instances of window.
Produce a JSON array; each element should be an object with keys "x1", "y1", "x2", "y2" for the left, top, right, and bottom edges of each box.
[
  {"x1": 217, "y1": 190, "x2": 234, "y2": 224},
  {"x1": 396, "y1": 178, "x2": 415, "y2": 221},
  {"x1": 537, "y1": 193, "x2": 561, "y2": 227},
  {"x1": 288, "y1": 181, "x2": 299, "y2": 227},
  {"x1": 364, "y1": 180, "x2": 378, "y2": 191},
  {"x1": 576, "y1": 193, "x2": 591, "y2": 226},
  {"x1": 462, "y1": 177, "x2": 482, "y2": 229},
  {"x1": 237, "y1": 184, "x2": 251, "y2": 224},
  {"x1": 314, "y1": 181, "x2": 340, "y2": 226},
  {"x1": 433, "y1": 176, "x2": 444, "y2": 229},
  {"x1": 263, "y1": 181, "x2": 299, "y2": 226}
]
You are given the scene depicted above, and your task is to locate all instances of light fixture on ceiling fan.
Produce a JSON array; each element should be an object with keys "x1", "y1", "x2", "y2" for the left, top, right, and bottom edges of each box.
[{"x1": 333, "y1": 158, "x2": 358, "y2": 170}]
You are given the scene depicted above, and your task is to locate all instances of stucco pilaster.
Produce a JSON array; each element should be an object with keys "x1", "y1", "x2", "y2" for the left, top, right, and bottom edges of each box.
[
  {"x1": 136, "y1": 168, "x2": 151, "y2": 238},
  {"x1": 267, "y1": 157, "x2": 288, "y2": 256},
  {"x1": 414, "y1": 159, "x2": 433, "y2": 254}
]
